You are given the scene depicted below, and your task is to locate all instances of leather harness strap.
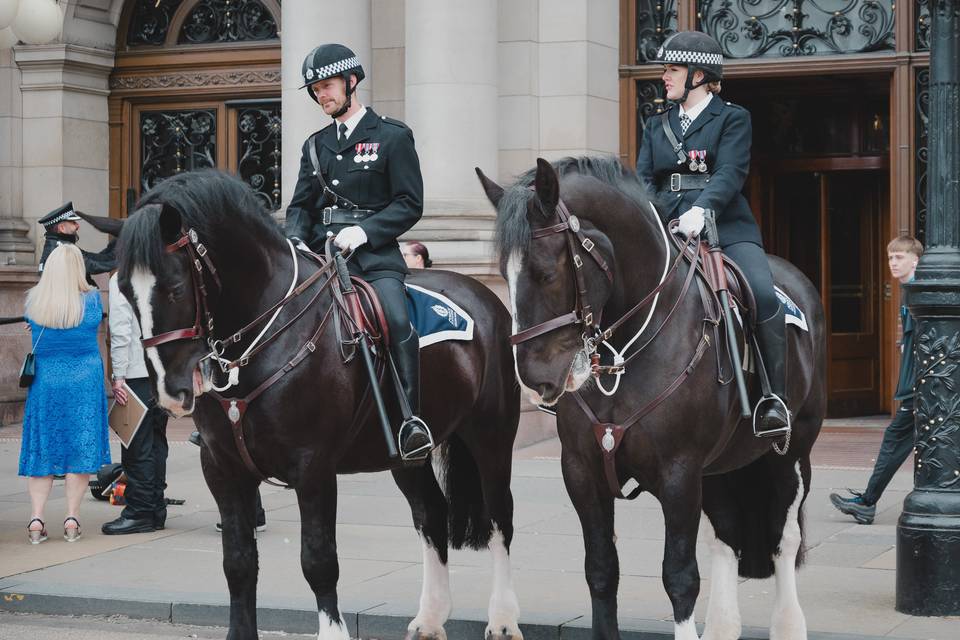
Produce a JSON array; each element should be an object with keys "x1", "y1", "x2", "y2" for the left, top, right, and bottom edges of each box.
[{"x1": 574, "y1": 331, "x2": 712, "y2": 500}]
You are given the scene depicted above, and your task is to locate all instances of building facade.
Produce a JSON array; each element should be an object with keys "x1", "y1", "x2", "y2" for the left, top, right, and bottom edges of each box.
[{"x1": 0, "y1": 0, "x2": 929, "y2": 421}]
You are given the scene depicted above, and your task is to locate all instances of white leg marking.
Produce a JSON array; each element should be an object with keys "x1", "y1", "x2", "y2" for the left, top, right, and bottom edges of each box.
[
  {"x1": 131, "y1": 268, "x2": 184, "y2": 415},
  {"x1": 407, "y1": 537, "x2": 450, "y2": 639},
  {"x1": 674, "y1": 617, "x2": 700, "y2": 640},
  {"x1": 486, "y1": 527, "x2": 523, "y2": 639},
  {"x1": 317, "y1": 610, "x2": 350, "y2": 640},
  {"x1": 770, "y1": 461, "x2": 807, "y2": 640},
  {"x1": 701, "y1": 521, "x2": 741, "y2": 640},
  {"x1": 505, "y1": 252, "x2": 544, "y2": 405}
]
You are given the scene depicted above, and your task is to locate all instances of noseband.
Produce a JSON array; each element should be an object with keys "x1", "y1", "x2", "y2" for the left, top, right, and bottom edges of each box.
[
  {"x1": 509, "y1": 199, "x2": 613, "y2": 348},
  {"x1": 141, "y1": 228, "x2": 221, "y2": 349}
]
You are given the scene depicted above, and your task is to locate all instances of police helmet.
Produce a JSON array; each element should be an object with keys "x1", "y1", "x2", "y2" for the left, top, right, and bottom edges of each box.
[
  {"x1": 656, "y1": 31, "x2": 723, "y2": 85},
  {"x1": 300, "y1": 43, "x2": 365, "y2": 104}
]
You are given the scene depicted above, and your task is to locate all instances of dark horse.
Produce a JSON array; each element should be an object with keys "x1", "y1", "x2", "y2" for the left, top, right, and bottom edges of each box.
[
  {"x1": 477, "y1": 157, "x2": 825, "y2": 640},
  {"x1": 116, "y1": 171, "x2": 524, "y2": 640}
]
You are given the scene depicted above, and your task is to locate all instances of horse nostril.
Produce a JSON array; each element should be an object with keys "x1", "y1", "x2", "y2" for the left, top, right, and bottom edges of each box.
[{"x1": 178, "y1": 391, "x2": 191, "y2": 409}]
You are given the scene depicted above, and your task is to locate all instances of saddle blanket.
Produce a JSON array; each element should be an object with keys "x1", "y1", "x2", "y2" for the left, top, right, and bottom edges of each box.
[
  {"x1": 405, "y1": 284, "x2": 475, "y2": 348},
  {"x1": 775, "y1": 286, "x2": 808, "y2": 332}
]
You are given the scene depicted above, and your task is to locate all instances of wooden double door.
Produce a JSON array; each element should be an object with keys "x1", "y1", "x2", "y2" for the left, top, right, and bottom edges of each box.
[{"x1": 757, "y1": 161, "x2": 888, "y2": 417}]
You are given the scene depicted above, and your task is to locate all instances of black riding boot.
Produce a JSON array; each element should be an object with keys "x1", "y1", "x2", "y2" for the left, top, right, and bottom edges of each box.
[
  {"x1": 393, "y1": 332, "x2": 433, "y2": 461},
  {"x1": 755, "y1": 305, "x2": 790, "y2": 436}
]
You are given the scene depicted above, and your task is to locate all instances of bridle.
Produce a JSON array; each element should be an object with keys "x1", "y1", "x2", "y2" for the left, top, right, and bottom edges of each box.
[
  {"x1": 141, "y1": 228, "x2": 220, "y2": 350},
  {"x1": 510, "y1": 197, "x2": 700, "y2": 370},
  {"x1": 509, "y1": 199, "x2": 613, "y2": 350},
  {"x1": 140, "y1": 226, "x2": 336, "y2": 372}
]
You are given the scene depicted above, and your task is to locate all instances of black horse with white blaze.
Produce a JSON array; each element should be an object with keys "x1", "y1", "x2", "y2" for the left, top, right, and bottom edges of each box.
[
  {"x1": 477, "y1": 157, "x2": 826, "y2": 640},
  {"x1": 116, "y1": 171, "x2": 524, "y2": 640}
]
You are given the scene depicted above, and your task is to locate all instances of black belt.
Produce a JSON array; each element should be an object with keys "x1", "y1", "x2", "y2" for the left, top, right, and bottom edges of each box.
[
  {"x1": 660, "y1": 173, "x2": 714, "y2": 192},
  {"x1": 322, "y1": 207, "x2": 374, "y2": 225}
]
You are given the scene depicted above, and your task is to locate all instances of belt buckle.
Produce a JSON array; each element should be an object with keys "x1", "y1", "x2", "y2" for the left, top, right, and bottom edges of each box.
[
  {"x1": 322, "y1": 207, "x2": 332, "y2": 225},
  {"x1": 670, "y1": 173, "x2": 681, "y2": 192}
]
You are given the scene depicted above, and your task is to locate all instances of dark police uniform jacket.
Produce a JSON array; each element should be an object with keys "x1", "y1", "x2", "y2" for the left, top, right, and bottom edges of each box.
[
  {"x1": 39, "y1": 231, "x2": 116, "y2": 284},
  {"x1": 285, "y1": 108, "x2": 424, "y2": 280},
  {"x1": 636, "y1": 97, "x2": 762, "y2": 247}
]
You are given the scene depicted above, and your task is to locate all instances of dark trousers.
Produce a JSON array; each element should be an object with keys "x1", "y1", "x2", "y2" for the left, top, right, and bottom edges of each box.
[
  {"x1": 724, "y1": 241, "x2": 779, "y2": 322},
  {"x1": 862, "y1": 396, "x2": 916, "y2": 506},
  {"x1": 368, "y1": 276, "x2": 414, "y2": 344},
  {"x1": 121, "y1": 377, "x2": 170, "y2": 524}
]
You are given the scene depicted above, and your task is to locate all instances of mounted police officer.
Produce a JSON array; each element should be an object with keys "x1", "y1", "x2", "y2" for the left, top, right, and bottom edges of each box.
[
  {"x1": 285, "y1": 43, "x2": 433, "y2": 461},
  {"x1": 636, "y1": 31, "x2": 789, "y2": 437},
  {"x1": 37, "y1": 202, "x2": 116, "y2": 284}
]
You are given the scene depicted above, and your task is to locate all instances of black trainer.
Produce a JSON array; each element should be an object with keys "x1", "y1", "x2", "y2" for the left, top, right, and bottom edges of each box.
[{"x1": 829, "y1": 490, "x2": 876, "y2": 525}]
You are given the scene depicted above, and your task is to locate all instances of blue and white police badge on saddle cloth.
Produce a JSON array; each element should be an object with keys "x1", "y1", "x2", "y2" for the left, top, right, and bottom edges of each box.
[{"x1": 405, "y1": 284, "x2": 475, "y2": 347}]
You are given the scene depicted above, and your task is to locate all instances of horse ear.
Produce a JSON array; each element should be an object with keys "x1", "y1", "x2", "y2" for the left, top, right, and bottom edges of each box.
[
  {"x1": 475, "y1": 167, "x2": 504, "y2": 208},
  {"x1": 158, "y1": 204, "x2": 182, "y2": 244},
  {"x1": 534, "y1": 157, "x2": 559, "y2": 215}
]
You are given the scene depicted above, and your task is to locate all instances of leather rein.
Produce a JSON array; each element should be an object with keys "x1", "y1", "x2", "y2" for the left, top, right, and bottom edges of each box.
[
  {"x1": 513, "y1": 199, "x2": 713, "y2": 499},
  {"x1": 139, "y1": 227, "x2": 369, "y2": 488}
]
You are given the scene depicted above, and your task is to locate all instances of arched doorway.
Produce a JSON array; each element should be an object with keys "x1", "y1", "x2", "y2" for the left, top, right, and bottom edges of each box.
[{"x1": 109, "y1": 0, "x2": 282, "y2": 218}]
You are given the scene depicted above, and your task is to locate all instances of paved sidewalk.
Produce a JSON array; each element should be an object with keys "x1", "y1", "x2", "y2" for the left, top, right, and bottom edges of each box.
[{"x1": 0, "y1": 420, "x2": 955, "y2": 639}]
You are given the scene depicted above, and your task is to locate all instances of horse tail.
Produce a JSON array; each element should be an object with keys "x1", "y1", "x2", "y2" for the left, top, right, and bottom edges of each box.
[{"x1": 439, "y1": 433, "x2": 493, "y2": 550}]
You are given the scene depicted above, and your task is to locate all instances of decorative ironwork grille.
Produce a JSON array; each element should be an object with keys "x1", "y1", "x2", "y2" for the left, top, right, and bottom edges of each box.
[
  {"x1": 696, "y1": 0, "x2": 895, "y2": 58},
  {"x1": 237, "y1": 104, "x2": 282, "y2": 210},
  {"x1": 179, "y1": 0, "x2": 279, "y2": 44},
  {"x1": 127, "y1": 0, "x2": 184, "y2": 46},
  {"x1": 140, "y1": 110, "x2": 217, "y2": 192},
  {"x1": 637, "y1": 0, "x2": 679, "y2": 63},
  {"x1": 635, "y1": 80, "x2": 669, "y2": 153},
  {"x1": 916, "y1": 67, "x2": 929, "y2": 244},
  {"x1": 917, "y1": 0, "x2": 931, "y2": 51}
]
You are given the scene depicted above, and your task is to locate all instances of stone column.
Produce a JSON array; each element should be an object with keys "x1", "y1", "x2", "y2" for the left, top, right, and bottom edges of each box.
[
  {"x1": 404, "y1": 0, "x2": 498, "y2": 276},
  {"x1": 537, "y1": 0, "x2": 618, "y2": 160},
  {"x1": 0, "y1": 40, "x2": 31, "y2": 266},
  {"x1": 280, "y1": 0, "x2": 371, "y2": 212},
  {"x1": 14, "y1": 43, "x2": 114, "y2": 257},
  {"x1": 898, "y1": 0, "x2": 960, "y2": 617}
]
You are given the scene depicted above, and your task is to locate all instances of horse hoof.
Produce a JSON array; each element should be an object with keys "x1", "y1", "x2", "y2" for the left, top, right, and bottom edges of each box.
[
  {"x1": 404, "y1": 627, "x2": 447, "y2": 640},
  {"x1": 485, "y1": 629, "x2": 523, "y2": 640}
]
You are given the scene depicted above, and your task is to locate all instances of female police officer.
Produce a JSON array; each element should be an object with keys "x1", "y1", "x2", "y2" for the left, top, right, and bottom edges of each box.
[
  {"x1": 285, "y1": 43, "x2": 432, "y2": 461},
  {"x1": 636, "y1": 31, "x2": 789, "y2": 436}
]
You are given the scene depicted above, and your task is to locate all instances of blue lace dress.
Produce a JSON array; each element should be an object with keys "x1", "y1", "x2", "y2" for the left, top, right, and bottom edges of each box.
[{"x1": 19, "y1": 291, "x2": 111, "y2": 476}]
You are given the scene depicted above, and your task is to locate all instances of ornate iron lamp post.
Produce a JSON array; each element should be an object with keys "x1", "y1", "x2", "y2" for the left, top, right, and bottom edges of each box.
[{"x1": 898, "y1": 0, "x2": 960, "y2": 616}]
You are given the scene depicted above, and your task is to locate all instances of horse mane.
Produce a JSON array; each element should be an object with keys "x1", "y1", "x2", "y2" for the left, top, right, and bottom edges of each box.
[
  {"x1": 119, "y1": 170, "x2": 284, "y2": 276},
  {"x1": 493, "y1": 155, "x2": 655, "y2": 262}
]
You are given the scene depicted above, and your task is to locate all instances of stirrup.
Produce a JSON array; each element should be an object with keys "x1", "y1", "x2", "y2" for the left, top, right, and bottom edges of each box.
[
  {"x1": 752, "y1": 394, "x2": 792, "y2": 439},
  {"x1": 398, "y1": 416, "x2": 434, "y2": 462}
]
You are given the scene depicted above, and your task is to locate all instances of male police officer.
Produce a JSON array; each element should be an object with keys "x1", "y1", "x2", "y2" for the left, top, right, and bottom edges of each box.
[
  {"x1": 636, "y1": 31, "x2": 790, "y2": 436},
  {"x1": 285, "y1": 43, "x2": 433, "y2": 461},
  {"x1": 37, "y1": 202, "x2": 116, "y2": 282}
]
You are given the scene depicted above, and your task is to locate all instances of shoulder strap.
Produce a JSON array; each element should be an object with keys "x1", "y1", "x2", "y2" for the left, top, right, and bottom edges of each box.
[
  {"x1": 307, "y1": 133, "x2": 327, "y2": 190},
  {"x1": 660, "y1": 113, "x2": 687, "y2": 165},
  {"x1": 32, "y1": 327, "x2": 45, "y2": 353}
]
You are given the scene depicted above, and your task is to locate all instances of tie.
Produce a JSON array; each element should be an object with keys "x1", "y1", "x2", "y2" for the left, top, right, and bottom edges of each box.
[
  {"x1": 338, "y1": 122, "x2": 348, "y2": 141},
  {"x1": 680, "y1": 113, "x2": 692, "y2": 135}
]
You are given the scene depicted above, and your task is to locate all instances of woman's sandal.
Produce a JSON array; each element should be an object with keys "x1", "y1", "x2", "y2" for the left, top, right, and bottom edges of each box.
[
  {"x1": 27, "y1": 517, "x2": 47, "y2": 544},
  {"x1": 63, "y1": 517, "x2": 81, "y2": 542}
]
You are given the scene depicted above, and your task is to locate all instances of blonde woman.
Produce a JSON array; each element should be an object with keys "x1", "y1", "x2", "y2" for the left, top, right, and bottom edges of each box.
[{"x1": 20, "y1": 244, "x2": 110, "y2": 543}]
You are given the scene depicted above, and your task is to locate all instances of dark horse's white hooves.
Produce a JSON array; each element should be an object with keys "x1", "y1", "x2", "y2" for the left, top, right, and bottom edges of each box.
[{"x1": 404, "y1": 628, "x2": 446, "y2": 640}]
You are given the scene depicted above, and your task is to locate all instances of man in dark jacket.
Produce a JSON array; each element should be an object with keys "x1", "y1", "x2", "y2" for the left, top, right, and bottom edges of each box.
[
  {"x1": 830, "y1": 236, "x2": 923, "y2": 524},
  {"x1": 285, "y1": 43, "x2": 432, "y2": 461},
  {"x1": 37, "y1": 202, "x2": 116, "y2": 281}
]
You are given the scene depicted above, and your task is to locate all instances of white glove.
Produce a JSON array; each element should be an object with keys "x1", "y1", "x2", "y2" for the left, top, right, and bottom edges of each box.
[
  {"x1": 676, "y1": 206, "x2": 706, "y2": 239},
  {"x1": 334, "y1": 225, "x2": 368, "y2": 252}
]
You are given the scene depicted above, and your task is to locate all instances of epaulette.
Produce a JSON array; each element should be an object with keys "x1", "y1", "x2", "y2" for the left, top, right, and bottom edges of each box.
[
  {"x1": 379, "y1": 115, "x2": 409, "y2": 129},
  {"x1": 722, "y1": 100, "x2": 745, "y2": 112}
]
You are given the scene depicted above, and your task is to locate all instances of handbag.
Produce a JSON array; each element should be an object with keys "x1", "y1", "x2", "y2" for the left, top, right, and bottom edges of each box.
[{"x1": 19, "y1": 327, "x2": 44, "y2": 388}]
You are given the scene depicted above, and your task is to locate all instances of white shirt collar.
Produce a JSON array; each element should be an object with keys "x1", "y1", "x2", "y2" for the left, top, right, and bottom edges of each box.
[
  {"x1": 679, "y1": 93, "x2": 713, "y2": 123},
  {"x1": 337, "y1": 105, "x2": 368, "y2": 140}
]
